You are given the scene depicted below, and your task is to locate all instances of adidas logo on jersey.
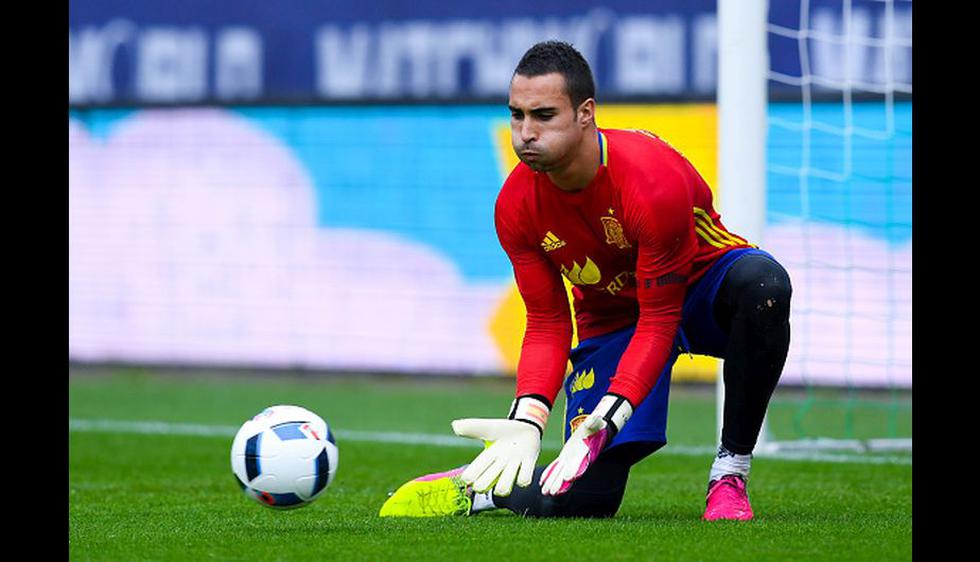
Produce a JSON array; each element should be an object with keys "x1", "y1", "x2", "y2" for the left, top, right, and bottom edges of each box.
[{"x1": 541, "y1": 231, "x2": 566, "y2": 252}]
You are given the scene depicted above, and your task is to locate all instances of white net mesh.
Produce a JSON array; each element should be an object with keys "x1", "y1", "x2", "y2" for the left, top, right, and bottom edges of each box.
[{"x1": 760, "y1": 0, "x2": 911, "y2": 447}]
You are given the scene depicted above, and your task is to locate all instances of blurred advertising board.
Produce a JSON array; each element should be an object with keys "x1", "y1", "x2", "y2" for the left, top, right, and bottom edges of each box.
[{"x1": 70, "y1": 0, "x2": 910, "y2": 105}]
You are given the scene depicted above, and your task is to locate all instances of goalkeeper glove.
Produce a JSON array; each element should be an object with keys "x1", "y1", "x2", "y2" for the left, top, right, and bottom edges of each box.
[
  {"x1": 539, "y1": 394, "x2": 633, "y2": 496},
  {"x1": 451, "y1": 395, "x2": 550, "y2": 497}
]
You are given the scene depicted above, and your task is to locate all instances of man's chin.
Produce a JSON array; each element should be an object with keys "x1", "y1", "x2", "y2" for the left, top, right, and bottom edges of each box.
[{"x1": 521, "y1": 158, "x2": 552, "y2": 172}]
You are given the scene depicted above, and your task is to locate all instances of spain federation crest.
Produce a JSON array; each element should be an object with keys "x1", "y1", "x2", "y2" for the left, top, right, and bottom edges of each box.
[
  {"x1": 569, "y1": 414, "x2": 589, "y2": 435},
  {"x1": 600, "y1": 216, "x2": 631, "y2": 249}
]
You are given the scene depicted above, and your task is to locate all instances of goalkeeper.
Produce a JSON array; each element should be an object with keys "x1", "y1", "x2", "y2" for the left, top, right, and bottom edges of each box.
[{"x1": 380, "y1": 40, "x2": 792, "y2": 521}]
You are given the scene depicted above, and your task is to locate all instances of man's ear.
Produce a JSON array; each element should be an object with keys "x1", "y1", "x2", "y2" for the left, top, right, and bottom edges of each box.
[{"x1": 578, "y1": 98, "x2": 596, "y2": 128}]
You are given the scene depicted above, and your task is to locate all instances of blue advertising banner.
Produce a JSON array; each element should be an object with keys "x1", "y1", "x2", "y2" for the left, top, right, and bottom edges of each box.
[{"x1": 69, "y1": 0, "x2": 911, "y2": 105}]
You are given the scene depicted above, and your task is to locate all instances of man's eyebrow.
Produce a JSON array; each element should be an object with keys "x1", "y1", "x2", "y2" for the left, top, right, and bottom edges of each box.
[{"x1": 508, "y1": 106, "x2": 558, "y2": 114}]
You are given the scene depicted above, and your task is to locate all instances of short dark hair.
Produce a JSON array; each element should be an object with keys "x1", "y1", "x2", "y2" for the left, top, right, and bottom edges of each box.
[{"x1": 513, "y1": 40, "x2": 596, "y2": 109}]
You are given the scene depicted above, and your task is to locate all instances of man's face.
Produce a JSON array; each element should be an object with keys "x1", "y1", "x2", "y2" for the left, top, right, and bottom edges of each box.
[{"x1": 508, "y1": 72, "x2": 587, "y2": 172}]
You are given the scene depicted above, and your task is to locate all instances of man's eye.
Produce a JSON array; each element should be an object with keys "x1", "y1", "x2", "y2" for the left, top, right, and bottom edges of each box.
[
  {"x1": 538, "y1": 114, "x2": 554, "y2": 121},
  {"x1": 511, "y1": 112, "x2": 523, "y2": 120}
]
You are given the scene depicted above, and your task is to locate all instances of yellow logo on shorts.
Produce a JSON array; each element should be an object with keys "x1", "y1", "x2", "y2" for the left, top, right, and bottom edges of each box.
[{"x1": 569, "y1": 368, "x2": 595, "y2": 394}]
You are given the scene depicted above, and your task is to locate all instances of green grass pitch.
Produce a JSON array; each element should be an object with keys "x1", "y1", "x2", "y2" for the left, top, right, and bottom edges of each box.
[{"x1": 69, "y1": 368, "x2": 911, "y2": 561}]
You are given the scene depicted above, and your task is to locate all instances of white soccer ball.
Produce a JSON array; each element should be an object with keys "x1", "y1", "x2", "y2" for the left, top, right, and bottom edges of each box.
[{"x1": 230, "y1": 404, "x2": 339, "y2": 509}]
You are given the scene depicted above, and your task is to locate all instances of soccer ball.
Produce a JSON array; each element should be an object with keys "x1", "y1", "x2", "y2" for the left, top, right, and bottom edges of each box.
[{"x1": 230, "y1": 405, "x2": 339, "y2": 509}]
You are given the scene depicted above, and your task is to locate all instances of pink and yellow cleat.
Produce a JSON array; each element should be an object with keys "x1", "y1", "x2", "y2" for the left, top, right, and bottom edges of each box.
[
  {"x1": 703, "y1": 474, "x2": 754, "y2": 521},
  {"x1": 379, "y1": 466, "x2": 473, "y2": 517}
]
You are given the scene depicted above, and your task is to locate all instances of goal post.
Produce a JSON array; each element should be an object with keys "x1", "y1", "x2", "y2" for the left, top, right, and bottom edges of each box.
[{"x1": 717, "y1": 0, "x2": 769, "y2": 448}]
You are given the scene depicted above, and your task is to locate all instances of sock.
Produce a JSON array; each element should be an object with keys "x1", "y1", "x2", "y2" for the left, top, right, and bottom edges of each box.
[
  {"x1": 471, "y1": 490, "x2": 497, "y2": 513},
  {"x1": 709, "y1": 445, "x2": 752, "y2": 483}
]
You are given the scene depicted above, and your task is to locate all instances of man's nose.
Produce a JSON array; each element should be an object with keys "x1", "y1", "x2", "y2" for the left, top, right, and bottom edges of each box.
[{"x1": 520, "y1": 119, "x2": 537, "y2": 143}]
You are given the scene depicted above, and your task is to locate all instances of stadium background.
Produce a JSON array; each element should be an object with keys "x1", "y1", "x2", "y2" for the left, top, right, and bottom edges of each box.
[
  {"x1": 69, "y1": 0, "x2": 912, "y2": 388},
  {"x1": 69, "y1": 2, "x2": 912, "y2": 559}
]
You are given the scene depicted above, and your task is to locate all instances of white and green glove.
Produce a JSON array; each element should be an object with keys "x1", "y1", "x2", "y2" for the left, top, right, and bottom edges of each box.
[
  {"x1": 451, "y1": 395, "x2": 551, "y2": 497},
  {"x1": 539, "y1": 394, "x2": 633, "y2": 496}
]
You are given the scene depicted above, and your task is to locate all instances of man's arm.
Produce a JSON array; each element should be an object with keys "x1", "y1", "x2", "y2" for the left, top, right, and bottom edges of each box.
[
  {"x1": 510, "y1": 247, "x2": 574, "y2": 407},
  {"x1": 540, "y1": 171, "x2": 698, "y2": 496},
  {"x1": 453, "y1": 192, "x2": 572, "y2": 497},
  {"x1": 606, "y1": 176, "x2": 698, "y2": 408},
  {"x1": 495, "y1": 190, "x2": 574, "y2": 406}
]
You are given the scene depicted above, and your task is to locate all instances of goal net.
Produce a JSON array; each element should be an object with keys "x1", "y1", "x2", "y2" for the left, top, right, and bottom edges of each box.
[{"x1": 718, "y1": 0, "x2": 912, "y2": 454}]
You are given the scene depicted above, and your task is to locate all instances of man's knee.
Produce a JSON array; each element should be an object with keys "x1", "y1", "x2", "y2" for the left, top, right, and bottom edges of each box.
[{"x1": 727, "y1": 256, "x2": 792, "y2": 327}]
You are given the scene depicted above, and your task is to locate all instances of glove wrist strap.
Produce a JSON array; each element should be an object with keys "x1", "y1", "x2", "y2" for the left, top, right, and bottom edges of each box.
[
  {"x1": 508, "y1": 395, "x2": 551, "y2": 436},
  {"x1": 593, "y1": 394, "x2": 633, "y2": 437}
]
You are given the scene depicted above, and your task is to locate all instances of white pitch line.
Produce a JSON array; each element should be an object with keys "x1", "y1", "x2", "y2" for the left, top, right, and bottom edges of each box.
[{"x1": 68, "y1": 419, "x2": 911, "y2": 466}]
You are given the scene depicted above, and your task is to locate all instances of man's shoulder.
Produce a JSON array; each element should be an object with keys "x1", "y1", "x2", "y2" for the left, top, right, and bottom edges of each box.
[
  {"x1": 603, "y1": 127, "x2": 665, "y2": 144},
  {"x1": 603, "y1": 128, "x2": 681, "y2": 169},
  {"x1": 497, "y1": 162, "x2": 536, "y2": 208},
  {"x1": 603, "y1": 128, "x2": 694, "y2": 191},
  {"x1": 495, "y1": 163, "x2": 538, "y2": 246}
]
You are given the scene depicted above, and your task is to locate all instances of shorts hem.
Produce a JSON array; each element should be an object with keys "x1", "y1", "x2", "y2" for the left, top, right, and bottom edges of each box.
[{"x1": 609, "y1": 434, "x2": 667, "y2": 448}]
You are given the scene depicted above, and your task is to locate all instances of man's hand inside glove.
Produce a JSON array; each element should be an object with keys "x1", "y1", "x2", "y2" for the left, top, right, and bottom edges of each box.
[
  {"x1": 539, "y1": 394, "x2": 633, "y2": 496},
  {"x1": 451, "y1": 395, "x2": 550, "y2": 497}
]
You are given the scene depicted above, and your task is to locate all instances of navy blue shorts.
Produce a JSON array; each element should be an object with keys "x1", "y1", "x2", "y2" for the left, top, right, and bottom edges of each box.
[{"x1": 562, "y1": 248, "x2": 777, "y2": 450}]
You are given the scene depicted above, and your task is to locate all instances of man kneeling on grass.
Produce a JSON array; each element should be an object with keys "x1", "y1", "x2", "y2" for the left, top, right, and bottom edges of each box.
[{"x1": 380, "y1": 40, "x2": 792, "y2": 521}]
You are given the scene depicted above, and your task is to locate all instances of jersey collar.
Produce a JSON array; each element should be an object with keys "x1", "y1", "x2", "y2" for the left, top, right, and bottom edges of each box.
[{"x1": 598, "y1": 129, "x2": 609, "y2": 168}]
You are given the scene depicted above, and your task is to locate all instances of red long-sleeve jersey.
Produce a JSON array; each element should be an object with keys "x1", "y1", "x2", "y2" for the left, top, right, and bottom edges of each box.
[{"x1": 496, "y1": 128, "x2": 753, "y2": 409}]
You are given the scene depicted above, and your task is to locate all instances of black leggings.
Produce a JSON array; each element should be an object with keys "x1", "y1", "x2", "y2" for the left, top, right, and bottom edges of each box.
[
  {"x1": 712, "y1": 253, "x2": 792, "y2": 455},
  {"x1": 492, "y1": 442, "x2": 662, "y2": 518},
  {"x1": 494, "y1": 253, "x2": 791, "y2": 517}
]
